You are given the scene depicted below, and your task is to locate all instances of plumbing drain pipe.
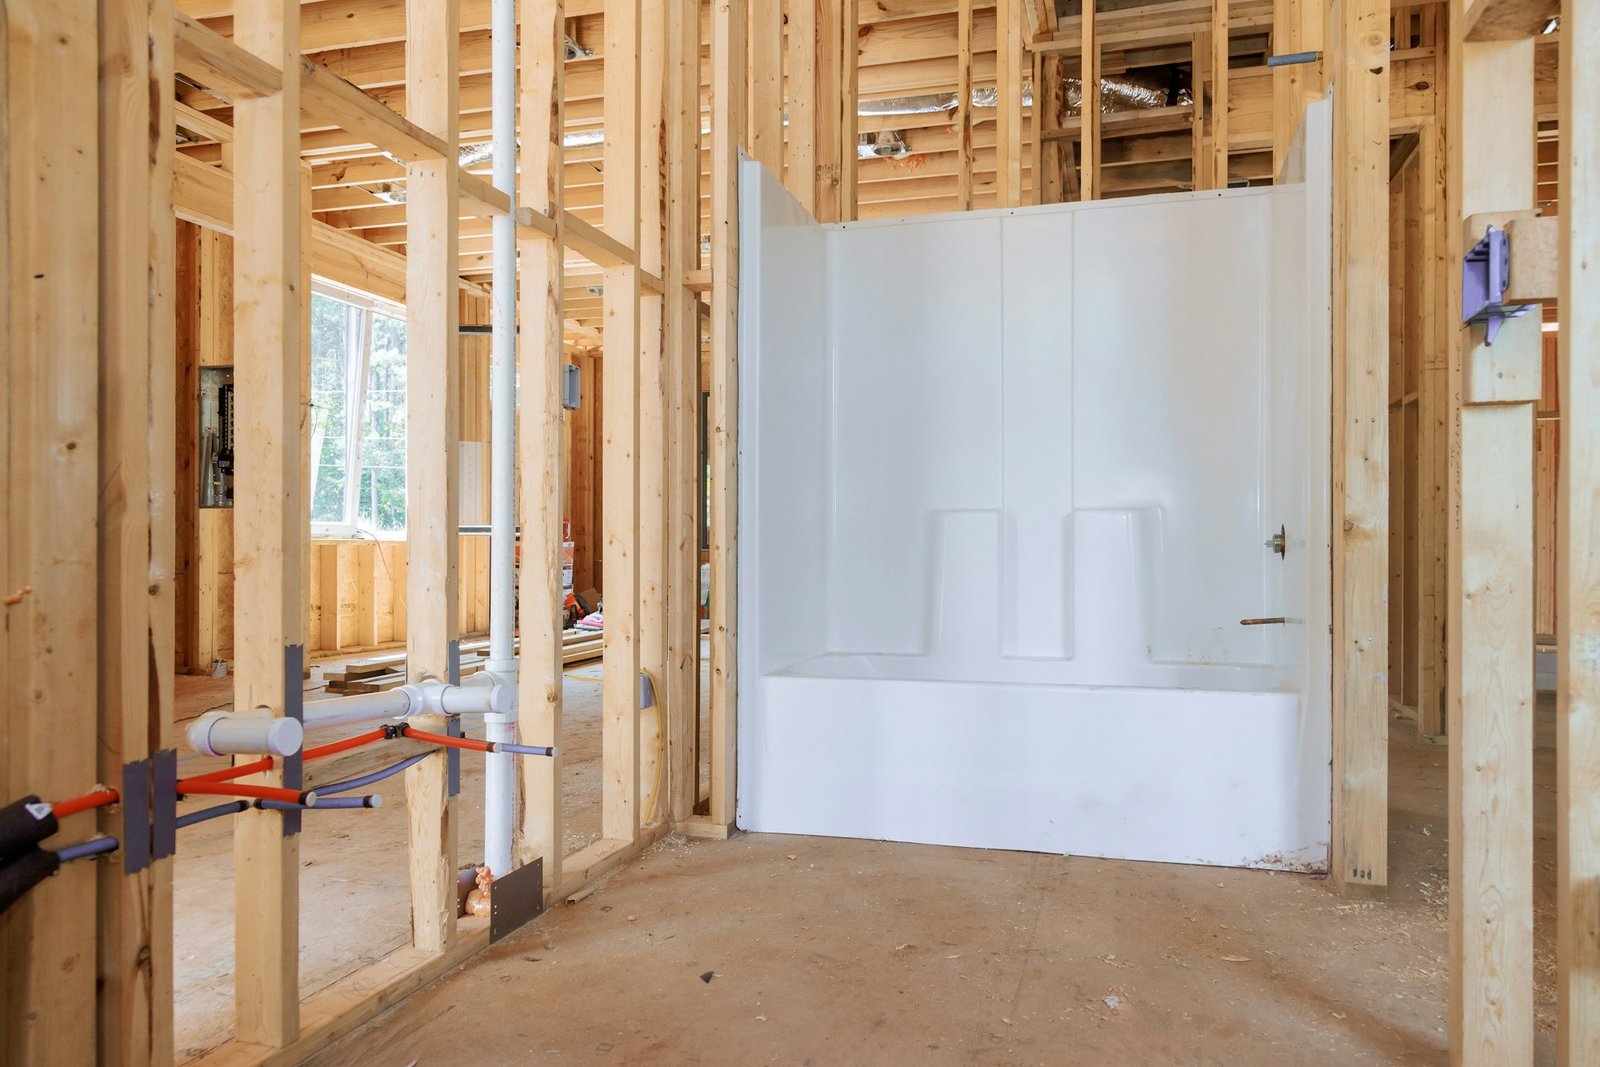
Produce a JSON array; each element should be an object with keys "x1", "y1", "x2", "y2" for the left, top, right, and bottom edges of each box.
[
  {"x1": 185, "y1": 679, "x2": 514, "y2": 757},
  {"x1": 481, "y1": 0, "x2": 519, "y2": 883}
]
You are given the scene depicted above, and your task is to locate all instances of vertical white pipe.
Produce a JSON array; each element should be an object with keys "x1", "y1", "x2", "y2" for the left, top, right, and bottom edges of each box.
[{"x1": 484, "y1": 0, "x2": 518, "y2": 880}]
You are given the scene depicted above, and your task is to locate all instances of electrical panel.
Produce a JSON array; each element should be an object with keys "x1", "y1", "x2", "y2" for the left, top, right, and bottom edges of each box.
[{"x1": 199, "y1": 366, "x2": 235, "y2": 508}]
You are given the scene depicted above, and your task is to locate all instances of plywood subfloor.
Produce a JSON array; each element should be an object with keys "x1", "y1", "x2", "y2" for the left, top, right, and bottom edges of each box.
[{"x1": 305, "y1": 697, "x2": 1562, "y2": 1065}]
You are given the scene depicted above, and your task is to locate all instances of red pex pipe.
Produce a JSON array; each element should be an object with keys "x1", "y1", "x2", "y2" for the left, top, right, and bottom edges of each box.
[
  {"x1": 400, "y1": 725, "x2": 493, "y2": 753},
  {"x1": 183, "y1": 728, "x2": 390, "y2": 785},
  {"x1": 184, "y1": 756, "x2": 272, "y2": 785},
  {"x1": 307, "y1": 728, "x2": 390, "y2": 762},
  {"x1": 50, "y1": 789, "x2": 121, "y2": 819},
  {"x1": 176, "y1": 780, "x2": 316, "y2": 806}
]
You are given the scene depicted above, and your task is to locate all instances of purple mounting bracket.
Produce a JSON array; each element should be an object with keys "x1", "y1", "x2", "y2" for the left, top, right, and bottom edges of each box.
[{"x1": 1462, "y1": 225, "x2": 1533, "y2": 346}]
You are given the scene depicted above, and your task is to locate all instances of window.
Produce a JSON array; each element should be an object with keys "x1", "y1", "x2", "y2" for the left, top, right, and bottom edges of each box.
[{"x1": 309, "y1": 283, "x2": 408, "y2": 537}]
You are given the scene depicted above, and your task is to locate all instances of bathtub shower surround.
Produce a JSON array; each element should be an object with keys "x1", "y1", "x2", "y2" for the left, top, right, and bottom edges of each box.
[{"x1": 738, "y1": 102, "x2": 1332, "y2": 870}]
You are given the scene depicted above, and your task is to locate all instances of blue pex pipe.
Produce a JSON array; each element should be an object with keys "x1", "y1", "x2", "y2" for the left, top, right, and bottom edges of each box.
[
  {"x1": 55, "y1": 837, "x2": 119, "y2": 864},
  {"x1": 176, "y1": 801, "x2": 249, "y2": 830},
  {"x1": 256, "y1": 795, "x2": 381, "y2": 811},
  {"x1": 498, "y1": 743, "x2": 557, "y2": 757},
  {"x1": 318, "y1": 753, "x2": 430, "y2": 796}
]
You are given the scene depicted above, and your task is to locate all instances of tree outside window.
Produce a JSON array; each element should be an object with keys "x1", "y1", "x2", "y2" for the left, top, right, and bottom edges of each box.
[{"x1": 309, "y1": 283, "x2": 408, "y2": 537}]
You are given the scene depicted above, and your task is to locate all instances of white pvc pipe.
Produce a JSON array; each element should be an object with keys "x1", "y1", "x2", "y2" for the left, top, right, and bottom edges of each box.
[
  {"x1": 186, "y1": 682, "x2": 514, "y2": 760},
  {"x1": 302, "y1": 689, "x2": 413, "y2": 730},
  {"x1": 187, "y1": 710, "x2": 304, "y2": 757},
  {"x1": 484, "y1": 0, "x2": 518, "y2": 881}
]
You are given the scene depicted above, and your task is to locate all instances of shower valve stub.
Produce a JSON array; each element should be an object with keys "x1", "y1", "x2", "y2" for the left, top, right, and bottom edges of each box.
[{"x1": 1265, "y1": 525, "x2": 1287, "y2": 558}]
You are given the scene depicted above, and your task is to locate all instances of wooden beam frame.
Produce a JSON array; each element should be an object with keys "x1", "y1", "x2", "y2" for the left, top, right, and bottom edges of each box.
[
  {"x1": 636, "y1": 0, "x2": 668, "y2": 826},
  {"x1": 1191, "y1": 28, "x2": 1209, "y2": 189},
  {"x1": 1416, "y1": 113, "x2": 1449, "y2": 741},
  {"x1": 402, "y1": 0, "x2": 461, "y2": 957},
  {"x1": 99, "y1": 0, "x2": 177, "y2": 1061},
  {"x1": 1211, "y1": 0, "x2": 1229, "y2": 186},
  {"x1": 516, "y1": 0, "x2": 567, "y2": 893},
  {"x1": 707, "y1": 0, "x2": 746, "y2": 832},
  {"x1": 815, "y1": 0, "x2": 843, "y2": 221},
  {"x1": 1081, "y1": 0, "x2": 1100, "y2": 200},
  {"x1": 1, "y1": 3, "x2": 101, "y2": 1061},
  {"x1": 1328, "y1": 0, "x2": 1390, "y2": 897},
  {"x1": 175, "y1": 10, "x2": 283, "y2": 100},
  {"x1": 997, "y1": 0, "x2": 1023, "y2": 205},
  {"x1": 840, "y1": 0, "x2": 859, "y2": 220},
  {"x1": 957, "y1": 0, "x2": 975, "y2": 209},
  {"x1": 1446, "y1": 0, "x2": 1539, "y2": 1057},
  {"x1": 784, "y1": 0, "x2": 817, "y2": 208},
  {"x1": 664, "y1": 0, "x2": 703, "y2": 824},
  {"x1": 1557, "y1": 0, "x2": 1600, "y2": 1055},
  {"x1": 230, "y1": 0, "x2": 305, "y2": 1045},
  {"x1": 748, "y1": 0, "x2": 783, "y2": 174},
  {"x1": 600, "y1": 0, "x2": 643, "y2": 848}
]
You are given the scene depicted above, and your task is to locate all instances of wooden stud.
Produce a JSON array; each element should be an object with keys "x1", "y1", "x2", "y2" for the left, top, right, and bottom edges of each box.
[
  {"x1": 516, "y1": 0, "x2": 566, "y2": 890},
  {"x1": 956, "y1": 0, "x2": 975, "y2": 210},
  {"x1": 1081, "y1": 0, "x2": 1100, "y2": 200},
  {"x1": 1272, "y1": 0, "x2": 1301, "y2": 175},
  {"x1": 0, "y1": 2, "x2": 101, "y2": 1061},
  {"x1": 1030, "y1": 47, "x2": 1043, "y2": 205},
  {"x1": 1191, "y1": 29, "x2": 1209, "y2": 190},
  {"x1": 637, "y1": 0, "x2": 668, "y2": 826},
  {"x1": 784, "y1": 0, "x2": 817, "y2": 208},
  {"x1": 403, "y1": 0, "x2": 461, "y2": 956},
  {"x1": 1387, "y1": 172, "x2": 1406, "y2": 706},
  {"x1": 815, "y1": 0, "x2": 843, "y2": 222},
  {"x1": 231, "y1": 0, "x2": 305, "y2": 1044},
  {"x1": 97, "y1": 0, "x2": 174, "y2": 1059},
  {"x1": 1417, "y1": 115, "x2": 1448, "y2": 739},
  {"x1": 709, "y1": 0, "x2": 746, "y2": 829},
  {"x1": 1040, "y1": 54, "x2": 1064, "y2": 204},
  {"x1": 839, "y1": 0, "x2": 859, "y2": 221},
  {"x1": 1400, "y1": 157, "x2": 1423, "y2": 713},
  {"x1": 601, "y1": 0, "x2": 643, "y2": 847},
  {"x1": 665, "y1": 0, "x2": 704, "y2": 823},
  {"x1": 1445, "y1": 3, "x2": 1537, "y2": 1057},
  {"x1": 1328, "y1": 0, "x2": 1390, "y2": 896},
  {"x1": 147, "y1": 10, "x2": 179, "y2": 1059},
  {"x1": 997, "y1": 0, "x2": 1023, "y2": 206},
  {"x1": 1557, "y1": 0, "x2": 1600, "y2": 1057},
  {"x1": 748, "y1": 0, "x2": 783, "y2": 175},
  {"x1": 1211, "y1": 0, "x2": 1228, "y2": 187}
]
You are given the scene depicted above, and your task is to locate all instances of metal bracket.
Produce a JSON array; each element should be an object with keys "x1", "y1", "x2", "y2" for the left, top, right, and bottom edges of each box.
[
  {"x1": 447, "y1": 640, "x2": 462, "y2": 797},
  {"x1": 562, "y1": 363, "x2": 582, "y2": 411},
  {"x1": 1462, "y1": 225, "x2": 1534, "y2": 346},
  {"x1": 121, "y1": 760, "x2": 151, "y2": 874},
  {"x1": 282, "y1": 644, "x2": 305, "y2": 837},
  {"x1": 489, "y1": 856, "x2": 545, "y2": 943},
  {"x1": 121, "y1": 749, "x2": 178, "y2": 874},
  {"x1": 152, "y1": 750, "x2": 177, "y2": 860}
]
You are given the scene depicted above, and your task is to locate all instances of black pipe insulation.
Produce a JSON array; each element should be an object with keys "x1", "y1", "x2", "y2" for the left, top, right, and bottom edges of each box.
[
  {"x1": 0, "y1": 849, "x2": 59, "y2": 915},
  {"x1": 0, "y1": 796, "x2": 58, "y2": 864}
]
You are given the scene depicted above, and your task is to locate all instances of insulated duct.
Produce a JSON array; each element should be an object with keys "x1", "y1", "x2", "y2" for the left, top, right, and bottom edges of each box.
[{"x1": 858, "y1": 130, "x2": 913, "y2": 160}]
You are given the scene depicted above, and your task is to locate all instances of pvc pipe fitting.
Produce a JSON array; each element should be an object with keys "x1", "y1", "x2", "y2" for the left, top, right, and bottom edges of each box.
[
  {"x1": 399, "y1": 678, "x2": 513, "y2": 718},
  {"x1": 187, "y1": 710, "x2": 304, "y2": 758}
]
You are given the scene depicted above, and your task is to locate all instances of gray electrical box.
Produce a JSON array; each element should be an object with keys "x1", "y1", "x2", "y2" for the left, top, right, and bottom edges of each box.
[
  {"x1": 199, "y1": 365, "x2": 235, "y2": 508},
  {"x1": 562, "y1": 362, "x2": 582, "y2": 411}
]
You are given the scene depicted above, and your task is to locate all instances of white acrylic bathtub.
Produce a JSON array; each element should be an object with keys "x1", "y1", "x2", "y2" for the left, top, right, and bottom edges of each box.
[
  {"x1": 741, "y1": 658, "x2": 1323, "y2": 871},
  {"x1": 735, "y1": 126, "x2": 1334, "y2": 872}
]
